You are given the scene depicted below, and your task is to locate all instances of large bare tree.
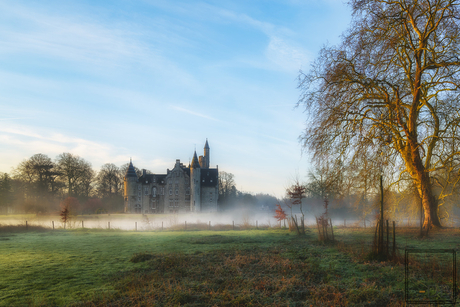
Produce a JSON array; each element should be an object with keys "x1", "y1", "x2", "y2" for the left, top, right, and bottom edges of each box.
[{"x1": 298, "y1": 0, "x2": 460, "y2": 228}]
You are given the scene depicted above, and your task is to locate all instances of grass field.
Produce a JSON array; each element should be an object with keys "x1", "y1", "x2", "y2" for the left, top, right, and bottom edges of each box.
[{"x1": 1, "y1": 223, "x2": 459, "y2": 306}]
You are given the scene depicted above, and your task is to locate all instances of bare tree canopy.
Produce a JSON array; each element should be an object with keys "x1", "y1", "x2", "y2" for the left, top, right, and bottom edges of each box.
[{"x1": 298, "y1": 0, "x2": 460, "y2": 228}]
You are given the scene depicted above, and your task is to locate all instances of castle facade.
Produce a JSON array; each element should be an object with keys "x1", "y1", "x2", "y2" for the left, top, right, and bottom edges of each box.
[{"x1": 123, "y1": 140, "x2": 218, "y2": 213}]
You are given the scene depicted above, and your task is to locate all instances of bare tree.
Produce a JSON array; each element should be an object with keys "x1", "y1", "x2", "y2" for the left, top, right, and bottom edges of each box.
[
  {"x1": 13, "y1": 153, "x2": 60, "y2": 207},
  {"x1": 298, "y1": 0, "x2": 460, "y2": 229},
  {"x1": 56, "y1": 153, "x2": 93, "y2": 197},
  {"x1": 96, "y1": 163, "x2": 122, "y2": 198}
]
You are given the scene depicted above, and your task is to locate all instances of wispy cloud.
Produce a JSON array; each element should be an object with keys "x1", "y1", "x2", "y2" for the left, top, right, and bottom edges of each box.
[{"x1": 171, "y1": 106, "x2": 219, "y2": 121}]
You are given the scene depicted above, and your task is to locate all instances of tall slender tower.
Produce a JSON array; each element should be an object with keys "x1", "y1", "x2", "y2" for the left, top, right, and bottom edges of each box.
[
  {"x1": 190, "y1": 151, "x2": 201, "y2": 212},
  {"x1": 123, "y1": 159, "x2": 138, "y2": 213},
  {"x1": 203, "y1": 139, "x2": 210, "y2": 169}
]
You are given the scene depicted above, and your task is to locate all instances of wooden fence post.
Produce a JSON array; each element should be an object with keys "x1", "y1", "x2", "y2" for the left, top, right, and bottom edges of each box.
[
  {"x1": 256, "y1": 220, "x2": 258, "y2": 229},
  {"x1": 386, "y1": 220, "x2": 389, "y2": 256},
  {"x1": 392, "y1": 221, "x2": 395, "y2": 255},
  {"x1": 330, "y1": 218, "x2": 334, "y2": 241},
  {"x1": 135, "y1": 222, "x2": 137, "y2": 231},
  {"x1": 25, "y1": 221, "x2": 28, "y2": 230},
  {"x1": 52, "y1": 221, "x2": 54, "y2": 230},
  {"x1": 108, "y1": 221, "x2": 110, "y2": 229}
]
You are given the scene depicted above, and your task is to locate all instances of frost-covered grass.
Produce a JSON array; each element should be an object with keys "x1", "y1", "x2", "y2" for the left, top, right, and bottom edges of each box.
[{"x1": 0, "y1": 225, "x2": 458, "y2": 306}]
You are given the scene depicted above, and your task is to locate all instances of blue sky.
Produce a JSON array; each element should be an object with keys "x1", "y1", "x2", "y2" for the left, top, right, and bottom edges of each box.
[{"x1": 0, "y1": 0, "x2": 351, "y2": 197}]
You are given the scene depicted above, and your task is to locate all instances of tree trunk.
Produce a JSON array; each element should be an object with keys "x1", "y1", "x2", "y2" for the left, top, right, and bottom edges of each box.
[
  {"x1": 403, "y1": 144, "x2": 441, "y2": 229},
  {"x1": 411, "y1": 153, "x2": 441, "y2": 228}
]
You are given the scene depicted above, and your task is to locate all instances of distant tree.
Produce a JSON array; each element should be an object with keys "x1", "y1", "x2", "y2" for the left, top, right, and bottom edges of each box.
[
  {"x1": 0, "y1": 173, "x2": 13, "y2": 213},
  {"x1": 218, "y1": 171, "x2": 237, "y2": 210},
  {"x1": 298, "y1": 0, "x2": 460, "y2": 229},
  {"x1": 13, "y1": 153, "x2": 60, "y2": 211},
  {"x1": 96, "y1": 163, "x2": 122, "y2": 198},
  {"x1": 56, "y1": 153, "x2": 93, "y2": 197},
  {"x1": 82, "y1": 198, "x2": 103, "y2": 214}
]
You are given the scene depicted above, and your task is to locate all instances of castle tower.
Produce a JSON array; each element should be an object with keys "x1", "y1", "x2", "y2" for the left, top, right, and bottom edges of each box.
[
  {"x1": 190, "y1": 151, "x2": 201, "y2": 212},
  {"x1": 123, "y1": 159, "x2": 138, "y2": 213},
  {"x1": 203, "y1": 139, "x2": 210, "y2": 169}
]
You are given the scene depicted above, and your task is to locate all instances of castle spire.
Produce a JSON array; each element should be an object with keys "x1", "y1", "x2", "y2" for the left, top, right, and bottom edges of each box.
[
  {"x1": 125, "y1": 159, "x2": 138, "y2": 178},
  {"x1": 204, "y1": 138, "x2": 210, "y2": 149},
  {"x1": 191, "y1": 151, "x2": 201, "y2": 169}
]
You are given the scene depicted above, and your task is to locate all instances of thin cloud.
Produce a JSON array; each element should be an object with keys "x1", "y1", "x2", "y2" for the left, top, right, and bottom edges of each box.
[{"x1": 171, "y1": 106, "x2": 219, "y2": 121}]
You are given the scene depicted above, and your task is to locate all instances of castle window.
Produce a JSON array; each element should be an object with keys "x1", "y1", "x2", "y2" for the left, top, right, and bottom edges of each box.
[
  {"x1": 138, "y1": 186, "x2": 141, "y2": 191},
  {"x1": 144, "y1": 187, "x2": 148, "y2": 195},
  {"x1": 152, "y1": 187, "x2": 157, "y2": 197},
  {"x1": 210, "y1": 180, "x2": 212, "y2": 183},
  {"x1": 153, "y1": 178, "x2": 156, "y2": 183},
  {"x1": 186, "y1": 188, "x2": 190, "y2": 195},
  {"x1": 161, "y1": 188, "x2": 164, "y2": 195},
  {"x1": 138, "y1": 197, "x2": 141, "y2": 201},
  {"x1": 202, "y1": 180, "x2": 205, "y2": 182},
  {"x1": 175, "y1": 189, "x2": 178, "y2": 195},
  {"x1": 169, "y1": 189, "x2": 172, "y2": 195},
  {"x1": 138, "y1": 192, "x2": 141, "y2": 197}
]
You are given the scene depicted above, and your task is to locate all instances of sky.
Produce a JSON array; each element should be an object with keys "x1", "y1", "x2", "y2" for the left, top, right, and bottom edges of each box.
[{"x1": 0, "y1": 0, "x2": 351, "y2": 198}]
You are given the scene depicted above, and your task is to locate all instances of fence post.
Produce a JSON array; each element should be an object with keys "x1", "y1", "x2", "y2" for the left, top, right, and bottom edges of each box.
[
  {"x1": 185, "y1": 221, "x2": 187, "y2": 231},
  {"x1": 135, "y1": 222, "x2": 137, "y2": 231},
  {"x1": 392, "y1": 221, "x2": 395, "y2": 254},
  {"x1": 330, "y1": 218, "x2": 334, "y2": 241},
  {"x1": 25, "y1": 221, "x2": 28, "y2": 230},
  {"x1": 256, "y1": 220, "x2": 258, "y2": 229},
  {"x1": 209, "y1": 221, "x2": 211, "y2": 230},
  {"x1": 162, "y1": 221, "x2": 163, "y2": 231},
  {"x1": 386, "y1": 220, "x2": 389, "y2": 256},
  {"x1": 82, "y1": 221, "x2": 84, "y2": 228},
  {"x1": 52, "y1": 221, "x2": 54, "y2": 230},
  {"x1": 108, "y1": 221, "x2": 110, "y2": 230}
]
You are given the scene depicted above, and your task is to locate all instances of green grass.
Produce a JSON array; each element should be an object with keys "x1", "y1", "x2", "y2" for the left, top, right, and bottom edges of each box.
[{"x1": 0, "y1": 225, "x2": 459, "y2": 306}]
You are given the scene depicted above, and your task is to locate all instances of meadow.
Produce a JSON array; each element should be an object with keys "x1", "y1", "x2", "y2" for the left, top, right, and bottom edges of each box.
[{"x1": 1, "y1": 218, "x2": 459, "y2": 306}]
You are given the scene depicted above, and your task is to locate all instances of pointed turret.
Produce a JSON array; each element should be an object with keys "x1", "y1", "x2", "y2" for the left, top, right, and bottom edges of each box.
[
  {"x1": 191, "y1": 151, "x2": 201, "y2": 169},
  {"x1": 125, "y1": 160, "x2": 138, "y2": 178},
  {"x1": 203, "y1": 139, "x2": 210, "y2": 168},
  {"x1": 190, "y1": 151, "x2": 201, "y2": 212},
  {"x1": 124, "y1": 160, "x2": 138, "y2": 213}
]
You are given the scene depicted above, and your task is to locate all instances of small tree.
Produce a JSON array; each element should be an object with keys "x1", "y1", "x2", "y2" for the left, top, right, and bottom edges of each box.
[
  {"x1": 60, "y1": 197, "x2": 79, "y2": 229},
  {"x1": 274, "y1": 203, "x2": 287, "y2": 227},
  {"x1": 286, "y1": 181, "x2": 306, "y2": 234}
]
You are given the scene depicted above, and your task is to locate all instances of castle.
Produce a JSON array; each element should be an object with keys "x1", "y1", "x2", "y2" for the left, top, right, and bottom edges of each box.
[{"x1": 123, "y1": 140, "x2": 219, "y2": 213}]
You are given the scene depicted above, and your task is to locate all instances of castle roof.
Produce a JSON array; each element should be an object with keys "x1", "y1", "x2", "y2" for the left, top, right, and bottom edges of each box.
[
  {"x1": 191, "y1": 151, "x2": 201, "y2": 169},
  {"x1": 204, "y1": 139, "x2": 210, "y2": 149},
  {"x1": 125, "y1": 161, "x2": 138, "y2": 178}
]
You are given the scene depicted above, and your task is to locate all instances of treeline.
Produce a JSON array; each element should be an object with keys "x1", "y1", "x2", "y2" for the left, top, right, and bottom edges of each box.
[
  {"x1": 217, "y1": 171, "x2": 278, "y2": 212},
  {"x1": 0, "y1": 153, "x2": 136, "y2": 214},
  {"x1": 0, "y1": 154, "x2": 279, "y2": 215}
]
